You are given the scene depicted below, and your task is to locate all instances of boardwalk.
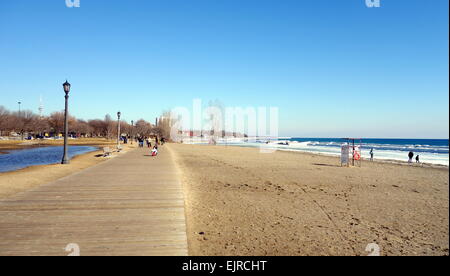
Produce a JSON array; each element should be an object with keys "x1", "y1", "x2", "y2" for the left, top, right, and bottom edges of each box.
[{"x1": 0, "y1": 147, "x2": 188, "y2": 256}]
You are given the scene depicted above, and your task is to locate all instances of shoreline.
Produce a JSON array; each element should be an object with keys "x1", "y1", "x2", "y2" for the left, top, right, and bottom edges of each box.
[
  {"x1": 0, "y1": 141, "x2": 136, "y2": 199},
  {"x1": 276, "y1": 148, "x2": 449, "y2": 169},
  {"x1": 0, "y1": 150, "x2": 100, "y2": 199},
  {"x1": 188, "y1": 143, "x2": 449, "y2": 168},
  {"x1": 0, "y1": 146, "x2": 100, "y2": 174},
  {"x1": 169, "y1": 143, "x2": 449, "y2": 256},
  {"x1": 0, "y1": 139, "x2": 119, "y2": 151}
]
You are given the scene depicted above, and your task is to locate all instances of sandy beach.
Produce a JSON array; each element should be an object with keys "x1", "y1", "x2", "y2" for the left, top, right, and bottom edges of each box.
[
  {"x1": 0, "y1": 139, "x2": 135, "y2": 199},
  {"x1": 168, "y1": 143, "x2": 449, "y2": 256},
  {"x1": 1, "y1": 140, "x2": 448, "y2": 256}
]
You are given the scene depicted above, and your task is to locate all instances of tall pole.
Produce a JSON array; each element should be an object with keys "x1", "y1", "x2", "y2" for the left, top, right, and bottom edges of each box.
[
  {"x1": 18, "y1": 101, "x2": 23, "y2": 140},
  {"x1": 131, "y1": 120, "x2": 134, "y2": 145},
  {"x1": 61, "y1": 80, "x2": 71, "y2": 164},
  {"x1": 117, "y1": 112, "x2": 121, "y2": 150},
  {"x1": 61, "y1": 92, "x2": 69, "y2": 164}
]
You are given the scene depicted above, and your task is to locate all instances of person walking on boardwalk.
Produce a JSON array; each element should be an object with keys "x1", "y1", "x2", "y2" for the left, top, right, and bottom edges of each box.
[
  {"x1": 408, "y1": 151, "x2": 414, "y2": 163},
  {"x1": 370, "y1": 148, "x2": 374, "y2": 162}
]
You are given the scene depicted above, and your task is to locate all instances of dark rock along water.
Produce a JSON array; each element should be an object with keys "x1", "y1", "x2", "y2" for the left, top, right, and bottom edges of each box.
[{"x1": 0, "y1": 146, "x2": 98, "y2": 173}]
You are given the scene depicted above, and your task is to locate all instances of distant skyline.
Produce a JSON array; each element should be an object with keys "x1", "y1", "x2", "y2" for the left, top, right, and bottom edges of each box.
[{"x1": 0, "y1": 0, "x2": 448, "y2": 138}]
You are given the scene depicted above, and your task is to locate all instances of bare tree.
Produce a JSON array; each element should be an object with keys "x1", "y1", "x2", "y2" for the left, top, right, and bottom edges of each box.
[
  {"x1": 0, "y1": 106, "x2": 10, "y2": 136},
  {"x1": 104, "y1": 114, "x2": 115, "y2": 140},
  {"x1": 71, "y1": 119, "x2": 92, "y2": 137},
  {"x1": 21, "y1": 110, "x2": 38, "y2": 135},
  {"x1": 1, "y1": 105, "x2": 170, "y2": 140},
  {"x1": 135, "y1": 119, "x2": 152, "y2": 137},
  {"x1": 156, "y1": 111, "x2": 173, "y2": 140},
  {"x1": 48, "y1": 112, "x2": 65, "y2": 136},
  {"x1": 88, "y1": 119, "x2": 107, "y2": 137},
  {"x1": 33, "y1": 117, "x2": 50, "y2": 136}
]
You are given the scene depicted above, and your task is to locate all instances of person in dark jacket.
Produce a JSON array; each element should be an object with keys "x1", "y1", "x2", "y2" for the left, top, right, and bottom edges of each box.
[{"x1": 408, "y1": 151, "x2": 414, "y2": 163}]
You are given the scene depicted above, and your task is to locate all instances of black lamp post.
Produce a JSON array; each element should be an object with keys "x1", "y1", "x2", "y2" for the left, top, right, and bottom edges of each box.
[
  {"x1": 61, "y1": 80, "x2": 71, "y2": 164},
  {"x1": 18, "y1": 101, "x2": 23, "y2": 140},
  {"x1": 117, "y1": 111, "x2": 121, "y2": 150},
  {"x1": 131, "y1": 120, "x2": 134, "y2": 145}
]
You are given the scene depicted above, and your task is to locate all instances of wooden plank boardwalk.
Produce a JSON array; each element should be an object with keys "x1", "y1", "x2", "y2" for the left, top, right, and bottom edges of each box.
[{"x1": 0, "y1": 146, "x2": 188, "y2": 256}]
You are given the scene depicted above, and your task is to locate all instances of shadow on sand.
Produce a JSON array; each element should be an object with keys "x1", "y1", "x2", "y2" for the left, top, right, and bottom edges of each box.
[{"x1": 312, "y1": 163, "x2": 341, "y2": 168}]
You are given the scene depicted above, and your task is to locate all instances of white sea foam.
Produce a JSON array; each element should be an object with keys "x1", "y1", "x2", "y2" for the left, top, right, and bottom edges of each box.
[{"x1": 181, "y1": 137, "x2": 449, "y2": 166}]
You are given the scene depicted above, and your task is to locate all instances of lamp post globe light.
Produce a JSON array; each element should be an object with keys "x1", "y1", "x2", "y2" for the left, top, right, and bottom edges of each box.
[
  {"x1": 117, "y1": 111, "x2": 121, "y2": 150},
  {"x1": 61, "y1": 80, "x2": 71, "y2": 164}
]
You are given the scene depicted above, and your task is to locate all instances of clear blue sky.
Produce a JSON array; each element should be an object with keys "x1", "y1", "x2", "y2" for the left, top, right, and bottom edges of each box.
[{"x1": 0, "y1": 0, "x2": 448, "y2": 138}]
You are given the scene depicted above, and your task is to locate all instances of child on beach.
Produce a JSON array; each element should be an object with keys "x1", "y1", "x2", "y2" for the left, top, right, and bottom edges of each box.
[
  {"x1": 370, "y1": 148, "x2": 374, "y2": 161},
  {"x1": 151, "y1": 146, "x2": 158, "y2": 156}
]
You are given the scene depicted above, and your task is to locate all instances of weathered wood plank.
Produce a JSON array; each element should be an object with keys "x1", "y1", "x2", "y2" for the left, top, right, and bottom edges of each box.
[{"x1": 0, "y1": 147, "x2": 188, "y2": 256}]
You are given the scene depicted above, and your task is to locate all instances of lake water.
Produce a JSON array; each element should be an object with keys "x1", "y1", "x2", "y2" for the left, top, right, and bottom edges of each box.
[
  {"x1": 0, "y1": 146, "x2": 98, "y2": 173},
  {"x1": 185, "y1": 137, "x2": 449, "y2": 166}
]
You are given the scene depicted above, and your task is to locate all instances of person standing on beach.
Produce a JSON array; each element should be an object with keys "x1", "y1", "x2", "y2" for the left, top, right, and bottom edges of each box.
[
  {"x1": 408, "y1": 151, "x2": 414, "y2": 163},
  {"x1": 370, "y1": 148, "x2": 374, "y2": 161},
  {"x1": 416, "y1": 155, "x2": 420, "y2": 163}
]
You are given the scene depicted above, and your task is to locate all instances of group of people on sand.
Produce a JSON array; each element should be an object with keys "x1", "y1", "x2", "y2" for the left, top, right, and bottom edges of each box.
[
  {"x1": 136, "y1": 136, "x2": 165, "y2": 157},
  {"x1": 369, "y1": 148, "x2": 420, "y2": 164}
]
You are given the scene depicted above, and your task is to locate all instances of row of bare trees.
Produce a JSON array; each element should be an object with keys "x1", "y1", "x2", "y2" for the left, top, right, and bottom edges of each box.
[{"x1": 0, "y1": 105, "x2": 162, "y2": 139}]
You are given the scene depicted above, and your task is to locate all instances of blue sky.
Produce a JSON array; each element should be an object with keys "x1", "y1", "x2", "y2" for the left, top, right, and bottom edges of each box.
[{"x1": 0, "y1": 0, "x2": 448, "y2": 138}]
